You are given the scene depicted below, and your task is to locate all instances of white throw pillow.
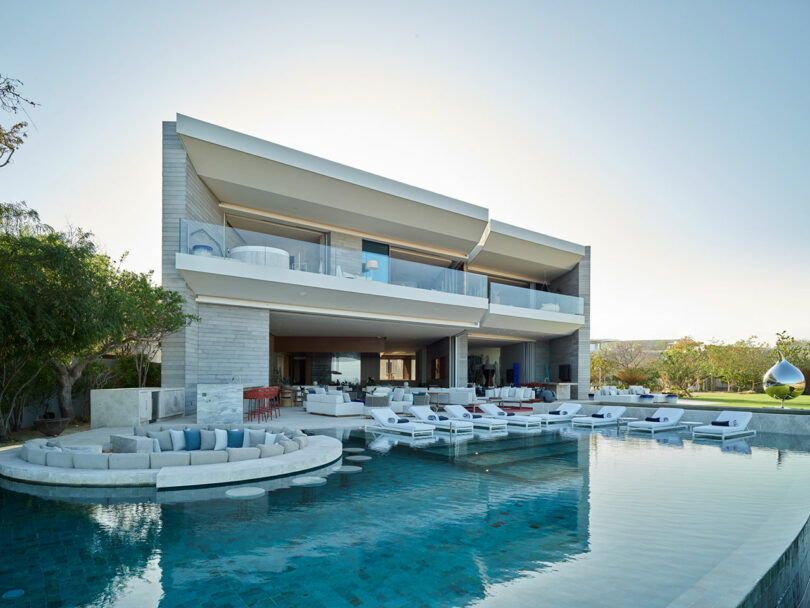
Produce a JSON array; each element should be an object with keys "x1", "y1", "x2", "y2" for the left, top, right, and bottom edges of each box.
[
  {"x1": 392, "y1": 388, "x2": 405, "y2": 401},
  {"x1": 343, "y1": 392, "x2": 351, "y2": 403},
  {"x1": 264, "y1": 432, "x2": 278, "y2": 445},
  {"x1": 169, "y1": 429, "x2": 186, "y2": 451},
  {"x1": 152, "y1": 438, "x2": 161, "y2": 453},
  {"x1": 214, "y1": 428, "x2": 228, "y2": 451}
]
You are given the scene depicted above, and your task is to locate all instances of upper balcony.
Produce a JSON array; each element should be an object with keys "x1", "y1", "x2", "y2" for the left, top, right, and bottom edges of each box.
[
  {"x1": 176, "y1": 219, "x2": 489, "y2": 328},
  {"x1": 175, "y1": 219, "x2": 586, "y2": 337},
  {"x1": 483, "y1": 282, "x2": 586, "y2": 335}
]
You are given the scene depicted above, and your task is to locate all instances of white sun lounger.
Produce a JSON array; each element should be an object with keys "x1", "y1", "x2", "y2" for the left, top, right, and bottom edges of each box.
[
  {"x1": 366, "y1": 407, "x2": 435, "y2": 439},
  {"x1": 571, "y1": 405, "x2": 626, "y2": 428},
  {"x1": 691, "y1": 411, "x2": 755, "y2": 440},
  {"x1": 478, "y1": 403, "x2": 542, "y2": 430},
  {"x1": 443, "y1": 405, "x2": 508, "y2": 432},
  {"x1": 627, "y1": 408, "x2": 685, "y2": 435},
  {"x1": 410, "y1": 406, "x2": 474, "y2": 435},
  {"x1": 533, "y1": 403, "x2": 582, "y2": 424}
]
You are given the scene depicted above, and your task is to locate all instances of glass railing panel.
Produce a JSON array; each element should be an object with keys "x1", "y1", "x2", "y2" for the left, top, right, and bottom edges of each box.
[
  {"x1": 179, "y1": 219, "x2": 488, "y2": 299},
  {"x1": 489, "y1": 282, "x2": 584, "y2": 315}
]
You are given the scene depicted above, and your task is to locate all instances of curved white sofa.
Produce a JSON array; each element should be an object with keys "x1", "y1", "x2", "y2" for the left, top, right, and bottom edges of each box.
[{"x1": 3, "y1": 427, "x2": 343, "y2": 489}]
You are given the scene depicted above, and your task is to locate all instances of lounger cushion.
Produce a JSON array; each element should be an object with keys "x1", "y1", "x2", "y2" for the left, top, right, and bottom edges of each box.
[
  {"x1": 259, "y1": 443, "x2": 285, "y2": 458},
  {"x1": 226, "y1": 429, "x2": 244, "y2": 448},
  {"x1": 214, "y1": 429, "x2": 228, "y2": 451},
  {"x1": 278, "y1": 439, "x2": 299, "y2": 453},
  {"x1": 246, "y1": 429, "x2": 266, "y2": 447},
  {"x1": 183, "y1": 429, "x2": 201, "y2": 451},
  {"x1": 73, "y1": 453, "x2": 109, "y2": 470},
  {"x1": 200, "y1": 430, "x2": 216, "y2": 451},
  {"x1": 150, "y1": 452, "x2": 190, "y2": 469},
  {"x1": 109, "y1": 453, "x2": 150, "y2": 469},
  {"x1": 46, "y1": 452, "x2": 73, "y2": 468},
  {"x1": 190, "y1": 450, "x2": 228, "y2": 465},
  {"x1": 169, "y1": 429, "x2": 186, "y2": 451},
  {"x1": 711, "y1": 420, "x2": 730, "y2": 426},
  {"x1": 227, "y1": 447, "x2": 260, "y2": 462},
  {"x1": 148, "y1": 430, "x2": 173, "y2": 452}
]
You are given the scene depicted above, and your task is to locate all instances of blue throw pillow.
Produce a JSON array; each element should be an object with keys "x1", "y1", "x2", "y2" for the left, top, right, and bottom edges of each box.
[
  {"x1": 645, "y1": 417, "x2": 661, "y2": 423},
  {"x1": 506, "y1": 412, "x2": 515, "y2": 417},
  {"x1": 308, "y1": 389, "x2": 316, "y2": 394},
  {"x1": 397, "y1": 418, "x2": 409, "y2": 423},
  {"x1": 549, "y1": 410, "x2": 561, "y2": 415},
  {"x1": 227, "y1": 429, "x2": 245, "y2": 448},
  {"x1": 472, "y1": 414, "x2": 482, "y2": 419},
  {"x1": 183, "y1": 429, "x2": 201, "y2": 450},
  {"x1": 592, "y1": 413, "x2": 605, "y2": 419},
  {"x1": 711, "y1": 420, "x2": 730, "y2": 427},
  {"x1": 438, "y1": 415, "x2": 448, "y2": 420}
]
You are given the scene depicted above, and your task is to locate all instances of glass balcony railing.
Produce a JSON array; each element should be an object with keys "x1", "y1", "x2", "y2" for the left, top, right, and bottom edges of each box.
[
  {"x1": 489, "y1": 282, "x2": 584, "y2": 315},
  {"x1": 178, "y1": 219, "x2": 488, "y2": 298}
]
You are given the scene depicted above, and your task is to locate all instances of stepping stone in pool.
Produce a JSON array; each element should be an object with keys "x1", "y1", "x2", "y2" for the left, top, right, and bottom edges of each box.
[
  {"x1": 225, "y1": 487, "x2": 266, "y2": 500},
  {"x1": 343, "y1": 447, "x2": 365, "y2": 453},
  {"x1": 345, "y1": 455, "x2": 372, "y2": 462},
  {"x1": 291, "y1": 476, "x2": 327, "y2": 487},
  {"x1": 336, "y1": 465, "x2": 362, "y2": 474}
]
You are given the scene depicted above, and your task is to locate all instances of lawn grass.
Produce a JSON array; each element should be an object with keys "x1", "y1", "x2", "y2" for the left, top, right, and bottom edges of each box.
[{"x1": 689, "y1": 392, "x2": 810, "y2": 410}]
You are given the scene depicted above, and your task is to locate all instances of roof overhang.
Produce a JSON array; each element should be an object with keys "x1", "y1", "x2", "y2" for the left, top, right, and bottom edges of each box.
[
  {"x1": 176, "y1": 114, "x2": 489, "y2": 259},
  {"x1": 468, "y1": 220, "x2": 586, "y2": 282}
]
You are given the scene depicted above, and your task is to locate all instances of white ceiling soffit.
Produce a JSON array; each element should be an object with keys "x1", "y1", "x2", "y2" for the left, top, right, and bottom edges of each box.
[
  {"x1": 176, "y1": 115, "x2": 489, "y2": 258},
  {"x1": 468, "y1": 220, "x2": 586, "y2": 282},
  {"x1": 269, "y1": 310, "x2": 458, "y2": 350}
]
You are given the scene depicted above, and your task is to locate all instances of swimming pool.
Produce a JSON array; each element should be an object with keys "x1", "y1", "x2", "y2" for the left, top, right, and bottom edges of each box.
[{"x1": 2, "y1": 428, "x2": 810, "y2": 607}]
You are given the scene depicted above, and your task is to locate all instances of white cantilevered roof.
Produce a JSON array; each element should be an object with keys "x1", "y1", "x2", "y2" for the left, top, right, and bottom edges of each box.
[
  {"x1": 174, "y1": 114, "x2": 586, "y2": 276},
  {"x1": 468, "y1": 220, "x2": 586, "y2": 281}
]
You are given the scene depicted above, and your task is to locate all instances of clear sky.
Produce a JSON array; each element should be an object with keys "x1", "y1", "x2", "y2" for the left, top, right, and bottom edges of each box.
[{"x1": 2, "y1": 1, "x2": 809, "y2": 344}]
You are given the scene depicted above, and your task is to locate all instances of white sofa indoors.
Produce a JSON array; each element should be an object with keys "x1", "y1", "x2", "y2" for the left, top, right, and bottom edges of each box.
[
  {"x1": 428, "y1": 388, "x2": 476, "y2": 405},
  {"x1": 485, "y1": 387, "x2": 534, "y2": 403},
  {"x1": 306, "y1": 392, "x2": 365, "y2": 417},
  {"x1": 365, "y1": 387, "x2": 413, "y2": 414}
]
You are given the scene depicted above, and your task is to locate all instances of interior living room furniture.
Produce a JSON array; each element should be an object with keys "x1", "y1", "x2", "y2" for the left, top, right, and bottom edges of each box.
[{"x1": 305, "y1": 393, "x2": 365, "y2": 417}]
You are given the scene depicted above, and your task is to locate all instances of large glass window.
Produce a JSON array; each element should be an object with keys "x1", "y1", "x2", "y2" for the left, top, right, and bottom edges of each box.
[
  {"x1": 362, "y1": 240, "x2": 389, "y2": 283},
  {"x1": 331, "y1": 352, "x2": 361, "y2": 385},
  {"x1": 380, "y1": 356, "x2": 416, "y2": 381}
]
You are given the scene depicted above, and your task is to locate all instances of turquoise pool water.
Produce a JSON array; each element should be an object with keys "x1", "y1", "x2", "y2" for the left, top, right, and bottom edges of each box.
[{"x1": 2, "y1": 428, "x2": 810, "y2": 607}]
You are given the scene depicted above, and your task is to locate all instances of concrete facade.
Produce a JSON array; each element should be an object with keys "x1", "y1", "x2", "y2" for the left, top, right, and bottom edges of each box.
[{"x1": 160, "y1": 117, "x2": 592, "y2": 398}]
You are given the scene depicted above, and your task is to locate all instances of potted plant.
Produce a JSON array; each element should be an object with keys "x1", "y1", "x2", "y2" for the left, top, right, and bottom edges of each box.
[{"x1": 33, "y1": 410, "x2": 70, "y2": 437}]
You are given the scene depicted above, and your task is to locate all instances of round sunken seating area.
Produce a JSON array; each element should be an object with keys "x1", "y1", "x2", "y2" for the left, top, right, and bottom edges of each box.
[{"x1": 2, "y1": 424, "x2": 343, "y2": 490}]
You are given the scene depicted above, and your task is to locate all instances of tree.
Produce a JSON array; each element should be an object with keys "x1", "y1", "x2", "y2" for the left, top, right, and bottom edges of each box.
[
  {"x1": 0, "y1": 203, "x2": 99, "y2": 437},
  {"x1": 590, "y1": 350, "x2": 618, "y2": 386},
  {"x1": 0, "y1": 74, "x2": 37, "y2": 168},
  {"x1": 658, "y1": 337, "x2": 708, "y2": 397},
  {"x1": 49, "y1": 259, "x2": 198, "y2": 417},
  {"x1": 706, "y1": 337, "x2": 773, "y2": 392},
  {"x1": 117, "y1": 270, "x2": 196, "y2": 387}
]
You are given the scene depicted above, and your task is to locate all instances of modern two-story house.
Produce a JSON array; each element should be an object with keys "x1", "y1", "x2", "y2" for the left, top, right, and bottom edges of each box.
[{"x1": 162, "y1": 115, "x2": 590, "y2": 411}]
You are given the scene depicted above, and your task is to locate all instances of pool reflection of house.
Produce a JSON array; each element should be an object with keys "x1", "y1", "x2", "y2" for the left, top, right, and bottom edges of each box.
[
  {"x1": 153, "y1": 431, "x2": 591, "y2": 607},
  {"x1": 162, "y1": 115, "x2": 590, "y2": 409}
]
